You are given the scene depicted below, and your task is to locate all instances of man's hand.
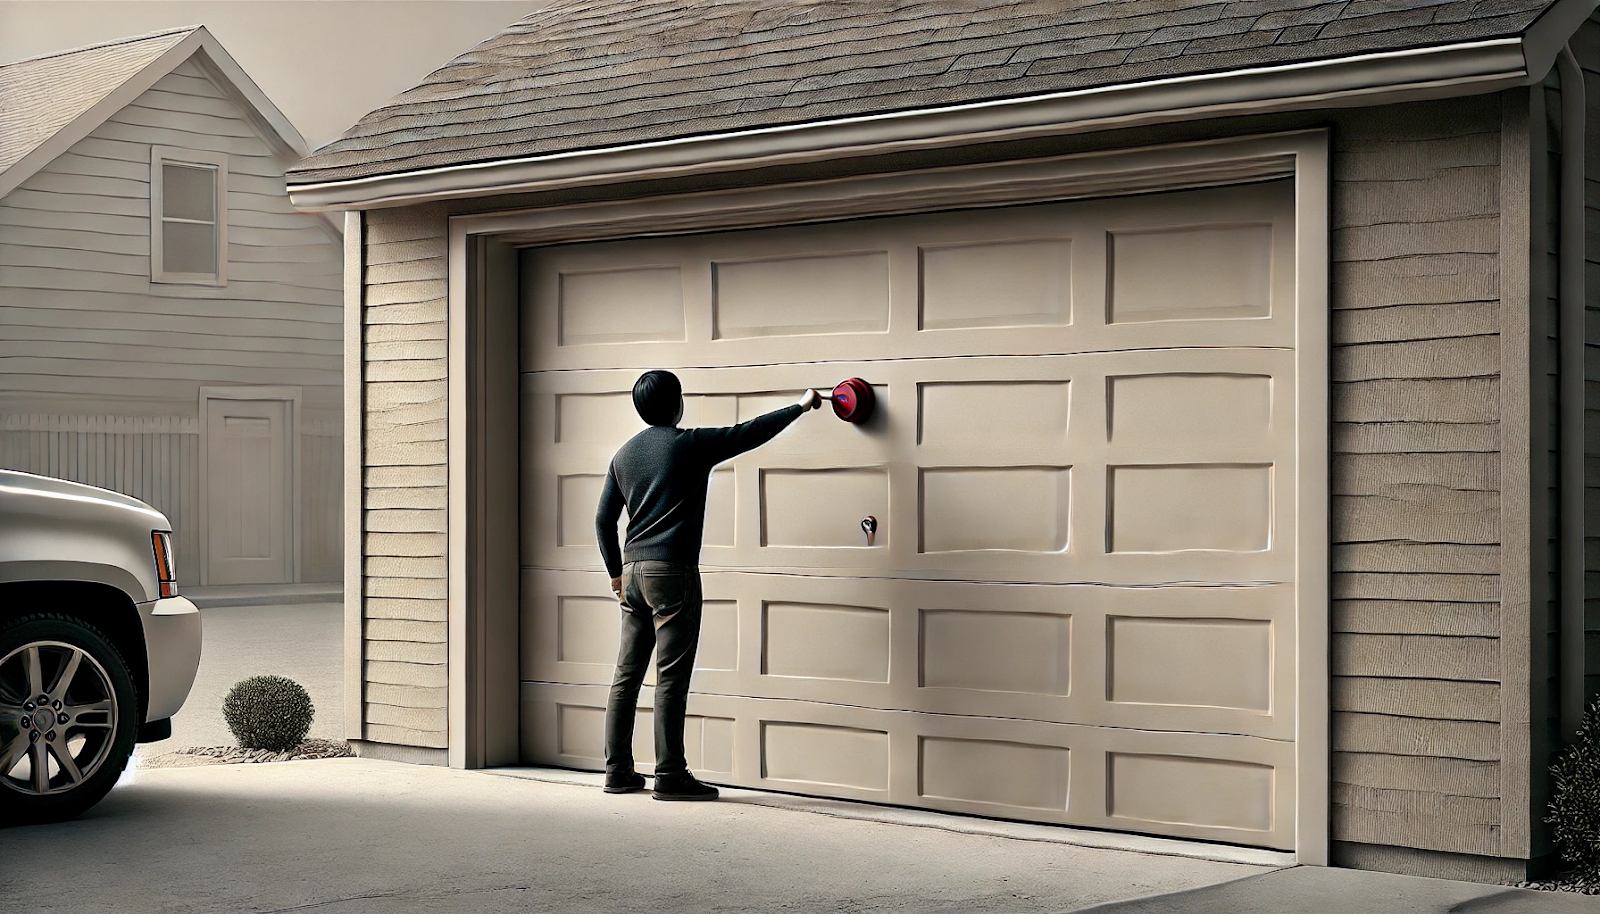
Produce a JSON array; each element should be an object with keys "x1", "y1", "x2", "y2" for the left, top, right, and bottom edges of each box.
[
  {"x1": 799, "y1": 389, "x2": 822, "y2": 410},
  {"x1": 611, "y1": 577, "x2": 623, "y2": 603}
]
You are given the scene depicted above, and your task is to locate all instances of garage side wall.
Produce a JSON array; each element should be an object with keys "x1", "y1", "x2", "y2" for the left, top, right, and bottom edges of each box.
[
  {"x1": 1326, "y1": 97, "x2": 1514, "y2": 876},
  {"x1": 355, "y1": 203, "x2": 450, "y2": 760}
]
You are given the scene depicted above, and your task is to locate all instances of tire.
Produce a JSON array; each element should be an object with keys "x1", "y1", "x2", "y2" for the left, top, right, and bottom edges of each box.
[{"x1": 0, "y1": 614, "x2": 138, "y2": 825}]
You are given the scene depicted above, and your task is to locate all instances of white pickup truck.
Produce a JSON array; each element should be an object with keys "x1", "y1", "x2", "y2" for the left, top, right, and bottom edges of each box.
[{"x1": 0, "y1": 469, "x2": 201, "y2": 824}]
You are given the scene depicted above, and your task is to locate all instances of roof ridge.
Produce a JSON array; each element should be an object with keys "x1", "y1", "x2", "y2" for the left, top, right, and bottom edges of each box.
[{"x1": 0, "y1": 24, "x2": 200, "y2": 69}]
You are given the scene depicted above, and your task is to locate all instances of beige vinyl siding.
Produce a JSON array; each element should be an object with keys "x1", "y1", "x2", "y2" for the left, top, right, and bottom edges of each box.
[
  {"x1": 359, "y1": 203, "x2": 449, "y2": 749},
  {"x1": 0, "y1": 56, "x2": 343, "y2": 581},
  {"x1": 1327, "y1": 96, "x2": 1506, "y2": 859}
]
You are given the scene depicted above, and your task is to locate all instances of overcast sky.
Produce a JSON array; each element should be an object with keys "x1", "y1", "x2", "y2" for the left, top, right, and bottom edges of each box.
[{"x1": 0, "y1": 1, "x2": 549, "y2": 150}]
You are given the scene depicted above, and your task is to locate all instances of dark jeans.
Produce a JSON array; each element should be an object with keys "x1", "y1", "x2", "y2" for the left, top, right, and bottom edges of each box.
[{"x1": 604, "y1": 560, "x2": 702, "y2": 778}]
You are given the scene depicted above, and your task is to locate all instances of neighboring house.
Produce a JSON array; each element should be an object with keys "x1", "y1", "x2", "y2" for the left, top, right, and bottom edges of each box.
[
  {"x1": 288, "y1": 0, "x2": 1599, "y2": 881},
  {"x1": 0, "y1": 27, "x2": 343, "y2": 591}
]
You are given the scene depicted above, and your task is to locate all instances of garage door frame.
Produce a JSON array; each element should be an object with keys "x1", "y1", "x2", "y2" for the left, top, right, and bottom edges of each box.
[{"x1": 444, "y1": 129, "x2": 1330, "y2": 862}]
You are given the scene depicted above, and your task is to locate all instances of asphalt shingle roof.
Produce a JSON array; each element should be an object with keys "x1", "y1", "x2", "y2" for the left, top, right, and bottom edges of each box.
[
  {"x1": 0, "y1": 27, "x2": 197, "y2": 178},
  {"x1": 289, "y1": 0, "x2": 1556, "y2": 185}
]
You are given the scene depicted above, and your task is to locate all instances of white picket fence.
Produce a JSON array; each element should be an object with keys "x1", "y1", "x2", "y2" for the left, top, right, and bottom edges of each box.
[{"x1": 0, "y1": 415, "x2": 341, "y2": 585}]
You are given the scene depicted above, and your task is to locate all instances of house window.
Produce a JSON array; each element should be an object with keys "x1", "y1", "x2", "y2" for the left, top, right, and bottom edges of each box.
[{"x1": 150, "y1": 146, "x2": 227, "y2": 284}]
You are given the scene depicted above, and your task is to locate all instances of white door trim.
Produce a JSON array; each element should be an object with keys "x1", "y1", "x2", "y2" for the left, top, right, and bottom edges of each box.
[
  {"x1": 198, "y1": 385, "x2": 303, "y2": 586},
  {"x1": 443, "y1": 130, "x2": 1330, "y2": 864}
]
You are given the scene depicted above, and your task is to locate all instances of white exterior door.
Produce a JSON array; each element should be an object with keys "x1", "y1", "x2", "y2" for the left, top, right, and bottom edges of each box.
[
  {"x1": 518, "y1": 180, "x2": 1300, "y2": 849},
  {"x1": 205, "y1": 396, "x2": 293, "y2": 585}
]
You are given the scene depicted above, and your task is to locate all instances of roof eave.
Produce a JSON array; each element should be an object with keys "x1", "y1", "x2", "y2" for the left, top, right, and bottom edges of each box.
[{"x1": 288, "y1": 35, "x2": 1537, "y2": 213}]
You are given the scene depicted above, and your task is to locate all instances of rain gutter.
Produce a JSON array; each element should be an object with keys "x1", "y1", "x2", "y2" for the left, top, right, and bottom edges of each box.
[
  {"x1": 1556, "y1": 44, "x2": 1588, "y2": 745},
  {"x1": 288, "y1": 36, "x2": 1540, "y2": 211}
]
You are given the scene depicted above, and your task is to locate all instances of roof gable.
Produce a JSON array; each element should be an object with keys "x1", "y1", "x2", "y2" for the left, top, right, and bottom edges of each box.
[
  {"x1": 0, "y1": 26, "x2": 311, "y2": 200},
  {"x1": 290, "y1": 0, "x2": 1579, "y2": 191}
]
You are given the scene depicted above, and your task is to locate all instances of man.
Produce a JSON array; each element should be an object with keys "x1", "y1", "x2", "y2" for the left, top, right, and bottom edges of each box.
[{"x1": 596, "y1": 370, "x2": 822, "y2": 800}]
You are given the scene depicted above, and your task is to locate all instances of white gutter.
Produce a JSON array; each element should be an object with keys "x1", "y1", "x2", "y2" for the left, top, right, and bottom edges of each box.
[{"x1": 288, "y1": 37, "x2": 1533, "y2": 211}]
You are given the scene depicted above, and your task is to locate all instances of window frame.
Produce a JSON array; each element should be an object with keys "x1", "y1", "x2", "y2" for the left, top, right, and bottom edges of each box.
[{"x1": 150, "y1": 145, "x2": 228, "y2": 285}]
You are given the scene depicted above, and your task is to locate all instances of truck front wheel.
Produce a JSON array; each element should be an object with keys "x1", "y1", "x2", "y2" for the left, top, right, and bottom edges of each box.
[{"x1": 0, "y1": 614, "x2": 138, "y2": 824}]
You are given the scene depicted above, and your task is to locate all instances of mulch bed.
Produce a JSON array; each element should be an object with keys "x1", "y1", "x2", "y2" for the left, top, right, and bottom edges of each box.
[
  {"x1": 140, "y1": 738, "x2": 353, "y2": 768},
  {"x1": 1515, "y1": 873, "x2": 1600, "y2": 895}
]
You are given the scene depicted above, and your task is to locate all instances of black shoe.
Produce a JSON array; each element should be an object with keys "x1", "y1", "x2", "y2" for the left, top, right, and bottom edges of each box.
[
  {"x1": 652, "y1": 771, "x2": 719, "y2": 801},
  {"x1": 603, "y1": 771, "x2": 646, "y2": 794}
]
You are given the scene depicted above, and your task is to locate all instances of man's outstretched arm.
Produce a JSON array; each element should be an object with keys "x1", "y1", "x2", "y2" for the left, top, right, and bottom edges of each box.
[
  {"x1": 595, "y1": 466, "x2": 625, "y2": 599},
  {"x1": 693, "y1": 390, "x2": 820, "y2": 465}
]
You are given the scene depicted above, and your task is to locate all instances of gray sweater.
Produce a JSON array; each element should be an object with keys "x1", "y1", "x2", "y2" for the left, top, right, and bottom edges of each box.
[{"x1": 595, "y1": 405, "x2": 803, "y2": 577}]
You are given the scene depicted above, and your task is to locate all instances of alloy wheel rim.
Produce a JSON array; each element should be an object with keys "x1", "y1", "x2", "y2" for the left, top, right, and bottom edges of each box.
[{"x1": 0, "y1": 641, "x2": 119, "y2": 796}]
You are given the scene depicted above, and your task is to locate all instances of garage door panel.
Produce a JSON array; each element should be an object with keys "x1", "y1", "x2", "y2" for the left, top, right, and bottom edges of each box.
[
  {"x1": 524, "y1": 353, "x2": 1291, "y2": 584},
  {"x1": 555, "y1": 265, "x2": 687, "y2": 346},
  {"x1": 520, "y1": 570, "x2": 1291, "y2": 739},
  {"x1": 522, "y1": 569, "x2": 734, "y2": 688},
  {"x1": 760, "y1": 467, "x2": 890, "y2": 547},
  {"x1": 917, "y1": 380, "x2": 1071, "y2": 447},
  {"x1": 520, "y1": 681, "x2": 1295, "y2": 849},
  {"x1": 1107, "y1": 616, "x2": 1274, "y2": 711},
  {"x1": 1107, "y1": 223, "x2": 1274, "y2": 324},
  {"x1": 918, "y1": 237, "x2": 1074, "y2": 330},
  {"x1": 1107, "y1": 463, "x2": 1275, "y2": 554},
  {"x1": 521, "y1": 181, "x2": 1296, "y2": 374},
  {"x1": 713, "y1": 250, "x2": 890, "y2": 339},
  {"x1": 521, "y1": 692, "x2": 736, "y2": 778},
  {"x1": 519, "y1": 180, "x2": 1302, "y2": 850},
  {"x1": 1107, "y1": 372, "x2": 1275, "y2": 447},
  {"x1": 763, "y1": 601, "x2": 891, "y2": 682}
]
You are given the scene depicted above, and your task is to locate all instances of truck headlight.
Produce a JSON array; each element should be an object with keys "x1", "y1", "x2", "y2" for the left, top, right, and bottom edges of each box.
[{"x1": 151, "y1": 531, "x2": 177, "y2": 598}]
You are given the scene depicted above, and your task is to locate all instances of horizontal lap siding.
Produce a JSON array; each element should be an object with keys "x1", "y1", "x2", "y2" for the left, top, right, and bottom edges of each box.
[
  {"x1": 0, "y1": 59, "x2": 342, "y2": 414},
  {"x1": 0, "y1": 57, "x2": 342, "y2": 585},
  {"x1": 1329, "y1": 97, "x2": 1506, "y2": 858},
  {"x1": 360, "y1": 204, "x2": 449, "y2": 749}
]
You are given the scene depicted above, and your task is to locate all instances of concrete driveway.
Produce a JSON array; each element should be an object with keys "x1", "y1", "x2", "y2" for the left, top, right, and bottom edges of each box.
[
  {"x1": 8, "y1": 758, "x2": 1264, "y2": 914},
  {"x1": 4, "y1": 759, "x2": 1591, "y2": 914}
]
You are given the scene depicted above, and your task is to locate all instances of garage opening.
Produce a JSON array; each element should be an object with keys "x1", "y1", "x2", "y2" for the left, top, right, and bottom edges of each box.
[{"x1": 513, "y1": 179, "x2": 1303, "y2": 850}]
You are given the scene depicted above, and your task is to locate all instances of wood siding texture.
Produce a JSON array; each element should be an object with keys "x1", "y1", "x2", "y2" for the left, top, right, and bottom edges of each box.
[
  {"x1": 1327, "y1": 96, "x2": 1507, "y2": 859},
  {"x1": 359, "y1": 203, "x2": 449, "y2": 749},
  {"x1": 0, "y1": 56, "x2": 343, "y2": 583},
  {"x1": 354, "y1": 94, "x2": 1524, "y2": 864}
]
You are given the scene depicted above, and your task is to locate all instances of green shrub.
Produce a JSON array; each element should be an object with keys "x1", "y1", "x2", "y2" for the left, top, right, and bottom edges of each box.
[
  {"x1": 1548, "y1": 696, "x2": 1600, "y2": 877},
  {"x1": 223, "y1": 675, "x2": 313, "y2": 752}
]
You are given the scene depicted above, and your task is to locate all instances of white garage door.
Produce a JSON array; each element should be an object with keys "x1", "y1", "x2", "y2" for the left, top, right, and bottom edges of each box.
[{"x1": 518, "y1": 180, "x2": 1300, "y2": 850}]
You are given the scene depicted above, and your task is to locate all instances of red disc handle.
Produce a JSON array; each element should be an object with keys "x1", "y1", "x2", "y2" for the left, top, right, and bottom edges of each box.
[{"x1": 830, "y1": 378, "x2": 874, "y2": 423}]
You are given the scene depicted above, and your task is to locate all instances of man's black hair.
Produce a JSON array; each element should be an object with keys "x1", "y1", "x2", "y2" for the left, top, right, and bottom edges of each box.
[{"x1": 632, "y1": 370, "x2": 682, "y2": 426}]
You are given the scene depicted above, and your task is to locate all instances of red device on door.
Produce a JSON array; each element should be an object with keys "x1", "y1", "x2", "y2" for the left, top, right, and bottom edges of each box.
[{"x1": 827, "y1": 378, "x2": 874, "y2": 423}]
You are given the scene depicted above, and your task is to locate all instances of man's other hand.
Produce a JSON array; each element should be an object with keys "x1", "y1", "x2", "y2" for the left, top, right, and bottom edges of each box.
[
  {"x1": 611, "y1": 577, "x2": 623, "y2": 602},
  {"x1": 799, "y1": 389, "x2": 822, "y2": 410}
]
